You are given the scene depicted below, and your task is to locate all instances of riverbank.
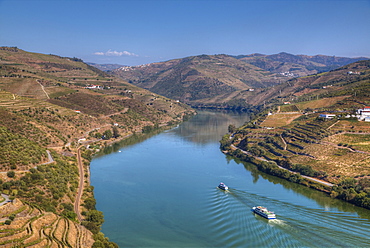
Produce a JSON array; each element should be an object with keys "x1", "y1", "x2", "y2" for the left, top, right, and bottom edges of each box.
[
  {"x1": 89, "y1": 110, "x2": 370, "y2": 247},
  {"x1": 230, "y1": 144, "x2": 334, "y2": 187},
  {"x1": 224, "y1": 143, "x2": 333, "y2": 194},
  {"x1": 222, "y1": 107, "x2": 370, "y2": 210}
]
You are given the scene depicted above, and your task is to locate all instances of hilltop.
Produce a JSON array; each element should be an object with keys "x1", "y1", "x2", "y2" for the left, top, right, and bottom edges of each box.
[
  {"x1": 236, "y1": 52, "x2": 367, "y2": 76},
  {"x1": 253, "y1": 59, "x2": 370, "y2": 108},
  {"x1": 109, "y1": 52, "x2": 367, "y2": 109},
  {"x1": 0, "y1": 47, "x2": 194, "y2": 247}
]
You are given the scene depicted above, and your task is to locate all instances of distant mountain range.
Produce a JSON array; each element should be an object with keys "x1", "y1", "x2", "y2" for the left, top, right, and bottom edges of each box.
[
  {"x1": 235, "y1": 52, "x2": 367, "y2": 76},
  {"x1": 106, "y1": 52, "x2": 368, "y2": 107},
  {"x1": 87, "y1": 62, "x2": 125, "y2": 71}
]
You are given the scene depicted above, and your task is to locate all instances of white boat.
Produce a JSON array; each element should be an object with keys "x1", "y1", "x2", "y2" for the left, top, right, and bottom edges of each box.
[
  {"x1": 218, "y1": 182, "x2": 229, "y2": 191},
  {"x1": 252, "y1": 206, "x2": 276, "y2": 219}
]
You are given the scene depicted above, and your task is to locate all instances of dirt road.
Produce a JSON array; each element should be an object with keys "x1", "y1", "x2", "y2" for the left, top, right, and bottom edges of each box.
[{"x1": 74, "y1": 147, "x2": 84, "y2": 223}]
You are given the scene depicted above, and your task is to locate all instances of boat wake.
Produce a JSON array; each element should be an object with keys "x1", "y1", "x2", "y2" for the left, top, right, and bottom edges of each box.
[{"x1": 202, "y1": 187, "x2": 370, "y2": 247}]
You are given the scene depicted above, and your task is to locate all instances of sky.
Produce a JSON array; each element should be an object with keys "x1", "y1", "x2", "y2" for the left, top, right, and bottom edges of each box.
[{"x1": 1, "y1": 0, "x2": 370, "y2": 66}]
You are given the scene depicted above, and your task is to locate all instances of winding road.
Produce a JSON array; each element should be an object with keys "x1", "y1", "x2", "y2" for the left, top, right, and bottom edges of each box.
[
  {"x1": 0, "y1": 194, "x2": 11, "y2": 207},
  {"x1": 74, "y1": 147, "x2": 84, "y2": 223}
]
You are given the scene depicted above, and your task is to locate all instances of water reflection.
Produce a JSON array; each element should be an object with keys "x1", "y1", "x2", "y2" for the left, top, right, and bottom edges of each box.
[
  {"x1": 92, "y1": 109, "x2": 370, "y2": 247},
  {"x1": 172, "y1": 110, "x2": 250, "y2": 144},
  {"x1": 96, "y1": 130, "x2": 163, "y2": 157},
  {"x1": 229, "y1": 155, "x2": 370, "y2": 219}
]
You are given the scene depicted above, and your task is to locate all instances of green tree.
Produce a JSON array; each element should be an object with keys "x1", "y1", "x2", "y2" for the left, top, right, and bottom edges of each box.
[
  {"x1": 220, "y1": 134, "x2": 231, "y2": 150},
  {"x1": 339, "y1": 178, "x2": 356, "y2": 189},
  {"x1": 112, "y1": 126, "x2": 120, "y2": 138},
  {"x1": 7, "y1": 171, "x2": 15, "y2": 178},
  {"x1": 103, "y1": 130, "x2": 113, "y2": 140},
  {"x1": 84, "y1": 197, "x2": 96, "y2": 210},
  {"x1": 228, "y1": 124, "x2": 236, "y2": 134},
  {"x1": 95, "y1": 132, "x2": 102, "y2": 139},
  {"x1": 86, "y1": 210, "x2": 104, "y2": 226}
]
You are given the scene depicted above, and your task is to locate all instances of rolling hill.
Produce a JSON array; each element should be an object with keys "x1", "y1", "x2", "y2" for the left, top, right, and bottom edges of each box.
[
  {"x1": 255, "y1": 59, "x2": 370, "y2": 109},
  {"x1": 0, "y1": 46, "x2": 194, "y2": 247},
  {"x1": 222, "y1": 58, "x2": 370, "y2": 209},
  {"x1": 109, "y1": 52, "x2": 367, "y2": 108}
]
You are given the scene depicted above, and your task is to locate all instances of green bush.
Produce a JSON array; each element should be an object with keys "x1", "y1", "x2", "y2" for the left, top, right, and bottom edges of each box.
[{"x1": 7, "y1": 171, "x2": 15, "y2": 178}]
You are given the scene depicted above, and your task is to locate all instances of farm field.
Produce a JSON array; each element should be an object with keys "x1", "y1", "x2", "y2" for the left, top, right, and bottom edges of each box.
[
  {"x1": 295, "y1": 96, "x2": 350, "y2": 110},
  {"x1": 0, "y1": 199, "x2": 94, "y2": 247},
  {"x1": 261, "y1": 113, "x2": 302, "y2": 127},
  {"x1": 324, "y1": 133, "x2": 370, "y2": 152}
]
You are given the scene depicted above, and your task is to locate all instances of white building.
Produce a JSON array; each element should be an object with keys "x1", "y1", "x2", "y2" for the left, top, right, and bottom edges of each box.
[
  {"x1": 86, "y1": 85, "x2": 103, "y2": 89},
  {"x1": 357, "y1": 107, "x2": 370, "y2": 120},
  {"x1": 319, "y1": 114, "x2": 336, "y2": 119}
]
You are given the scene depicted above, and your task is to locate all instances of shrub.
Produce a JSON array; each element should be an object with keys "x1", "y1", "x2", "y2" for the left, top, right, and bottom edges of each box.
[{"x1": 7, "y1": 171, "x2": 15, "y2": 178}]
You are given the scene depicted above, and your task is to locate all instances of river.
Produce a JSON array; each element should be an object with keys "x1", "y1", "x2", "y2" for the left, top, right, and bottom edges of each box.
[{"x1": 91, "y1": 110, "x2": 370, "y2": 247}]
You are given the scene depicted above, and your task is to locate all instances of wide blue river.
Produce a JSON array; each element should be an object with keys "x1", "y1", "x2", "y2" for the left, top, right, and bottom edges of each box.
[{"x1": 91, "y1": 110, "x2": 370, "y2": 247}]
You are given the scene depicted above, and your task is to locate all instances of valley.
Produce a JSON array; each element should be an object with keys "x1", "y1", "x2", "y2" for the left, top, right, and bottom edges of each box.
[
  {"x1": 110, "y1": 52, "x2": 367, "y2": 109},
  {"x1": 1, "y1": 46, "x2": 370, "y2": 246},
  {"x1": 0, "y1": 47, "x2": 194, "y2": 247}
]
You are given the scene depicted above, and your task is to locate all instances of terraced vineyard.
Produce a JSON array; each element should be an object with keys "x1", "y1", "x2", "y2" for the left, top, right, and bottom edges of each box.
[
  {"x1": 0, "y1": 199, "x2": 94, "y2": 247},
  {"x1": 0, "y1": 47, "x2": 194, "y2": 246}
]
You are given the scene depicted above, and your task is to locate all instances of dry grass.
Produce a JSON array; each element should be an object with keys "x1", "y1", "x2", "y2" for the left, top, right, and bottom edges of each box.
[
  {"x1": 261, "y1": 113, "x2": 302, "y2": 127},
  {"x1": 290, "y1": 142, "x2": 370, "y2": 178},
  {"x1": 279, "y1": 104, "x2": 300, "y2": 112},
  {"x1": 325, "y1": 133, "x2": 370, "y2": 152},
  {"x1": 295, "y1": 96, "x2": 349, "y2": 110},
  {"x1": 331, "y1": 120, "x2": 370, "y2": 133}
]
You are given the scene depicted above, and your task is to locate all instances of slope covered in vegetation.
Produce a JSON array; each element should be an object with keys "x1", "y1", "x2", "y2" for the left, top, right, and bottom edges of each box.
[
  {"x1": 110, "y1": 52, "x2": 367, "y2": 109},
  {"x1": 0, "y1": 47, "x2": 194, "y2": 247},
  {"x1": 222, "y1": 59, "x2": 370, "y2": 209}
]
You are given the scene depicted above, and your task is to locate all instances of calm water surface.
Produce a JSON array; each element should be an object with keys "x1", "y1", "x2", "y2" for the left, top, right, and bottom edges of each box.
[{"x1": 91, "y1": 110, "x2": 370, "y2": 247}]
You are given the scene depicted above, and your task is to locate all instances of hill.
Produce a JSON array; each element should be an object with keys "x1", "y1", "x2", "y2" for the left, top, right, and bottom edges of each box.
[
  {"x1": 0, "y1": 46, "x2": 194, "y2": 247},
  {"x1": 110, "y1": 52, "x2": 367, "y2": 109},
  {"x1": 222, "y1": 59, "x2": 370, "y2": 209},
  {"x1": 254, "y1": 59, "x2": 370, "y2": 108},
  {"x1": 111, "y1": 54, "x2": 281, "y2": 104},
  {"x1": 236, "y1": 52, "x2": 368, "y2": 77},
  {"x1": 0, "y1": 199, "x2": 94, "y2": 247}
]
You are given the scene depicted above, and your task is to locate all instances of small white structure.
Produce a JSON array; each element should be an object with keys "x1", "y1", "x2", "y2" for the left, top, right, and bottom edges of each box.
[
  {"x1": 357, "y1": 107, "x2": 370, "y2": 121},
  {"x1": 86, "y1": 85, "x2": 103, "y2": 89},
  {"x1": 319, "y1": 114, "x2": 336, "y2": 119},
  {"x1": 348, "y1": 71, "x2": 360, "y2": 75}
]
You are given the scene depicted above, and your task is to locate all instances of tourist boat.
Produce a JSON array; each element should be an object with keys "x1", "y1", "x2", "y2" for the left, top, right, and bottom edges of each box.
[
  {"x1": 218, "y1": 182, "x2": 229, "y2": 191},
  {"x1": 252, "y1": 206, "x2": 276, "y2": 219}
]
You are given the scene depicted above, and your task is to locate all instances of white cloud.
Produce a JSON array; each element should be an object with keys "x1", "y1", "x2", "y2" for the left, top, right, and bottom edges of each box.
[
  {"x1": 94, "y1": 49, "x2": 138, "y2": 57},
  {"x1": 94, "y1": 52, "x2": 105, "y2": 55}
]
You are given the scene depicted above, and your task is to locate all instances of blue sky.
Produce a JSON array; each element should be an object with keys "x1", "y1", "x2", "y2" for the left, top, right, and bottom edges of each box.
[{"x1": 1, "y1": 0, "x2": 369, "y2": 66}]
